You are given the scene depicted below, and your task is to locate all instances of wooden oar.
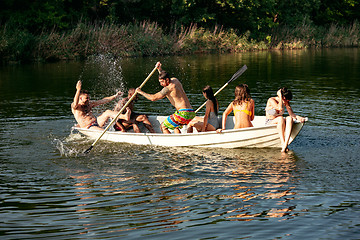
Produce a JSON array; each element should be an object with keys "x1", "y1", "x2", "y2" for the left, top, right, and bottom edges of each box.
[
  {"x1": 84, "y1": 66, "x2": 158, "y2": 154},
  {"x1": 195, "y1": 65, "x2": 247, "y2": 113}
]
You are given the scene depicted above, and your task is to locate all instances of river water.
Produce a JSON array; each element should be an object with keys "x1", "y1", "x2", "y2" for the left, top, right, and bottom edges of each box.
[{"x1": 0, "y1": 49, "x2": 359, "y2": 239}]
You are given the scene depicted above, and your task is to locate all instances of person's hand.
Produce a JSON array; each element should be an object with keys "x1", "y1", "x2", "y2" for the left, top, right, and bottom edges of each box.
[
  {"x1": 116, "y1": 91, "x2": 123, "y2": 97},
  {"x1": 216, "y1": 128, "x2": 223, "y2": 133},
  {"x1": 135, "y1": 88, "x2": 143, "y2": 95},
  {"x1": 155, "y1": 61, "x2": 162, "y2": 69},
  {"x1": 297, "y1": 116, "x2": 306, "y2": 123},
  {"x1": 76, "y1": 80, "x2": 82, "y2": 90}
]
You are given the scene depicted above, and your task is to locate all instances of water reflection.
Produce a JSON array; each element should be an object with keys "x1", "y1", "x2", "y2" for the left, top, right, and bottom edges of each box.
[
  {"x1": 56, "y1": 143, "x2": 307, "y2": 235},
  {"x1": 1, "y1": 49, "x2": 359, "y2": 239}
]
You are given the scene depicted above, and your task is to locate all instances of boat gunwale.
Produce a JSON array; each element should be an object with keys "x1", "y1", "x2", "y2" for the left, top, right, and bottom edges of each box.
[
  {"x1": 74, "y1": 123, "x2": 279, "y2": 137},
  {"x1": 73, "y1": 116, "x2": 306, "y2": 137}
]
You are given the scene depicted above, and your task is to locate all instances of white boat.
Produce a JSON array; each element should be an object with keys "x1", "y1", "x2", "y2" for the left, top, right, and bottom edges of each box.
[{"x1": 74, "y1": 116, "x2": 307, "y2": 149}]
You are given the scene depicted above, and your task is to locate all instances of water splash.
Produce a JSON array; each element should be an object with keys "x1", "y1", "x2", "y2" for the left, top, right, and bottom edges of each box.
[
  {"x1": 54, "y1": 138, "x2": 80, "y2": 157},
  {"x1": 79, "y1": 54, "x2": 127, "y2": 96}
]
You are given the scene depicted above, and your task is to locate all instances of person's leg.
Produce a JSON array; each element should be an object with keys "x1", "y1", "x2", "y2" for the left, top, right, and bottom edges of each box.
[
  {"x1": 160, "y1": 122, "x2": 171, "y2": 134},
  {"x1": 271, "y1": 117, "x2": 286, "y2": 150},
  {"x1": 187, "y1": 117, "x2": 200, "y2": 133},
  {"x1": 132, "y1": 123, "x2": 141, "y2": 133},
  {"x1": 188, "y1": 117, "x2": 204, "y2": 132},
  {"x1": 135, "y1": 114, "x2": 155, "y2": 133},
  {"x1": 205, "y1": 123, "x2": 216, "y2": 131},
  {"x1": 187, "y1": 125, "x2": 194, "y2": 133},
  {"x1": 283, "y1": 116, "x2": 294, "y2": 152},
  {"x1": 115, "y1": 121, "x2": 127, "y2": 132}
]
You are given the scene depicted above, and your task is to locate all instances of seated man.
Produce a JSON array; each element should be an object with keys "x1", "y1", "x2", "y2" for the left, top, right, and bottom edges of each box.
[
  {"x1": 114, "y1": 88, "x2": 155, "y2": 133},
  {"x1": 71, "y1": 80, "x2": 130, "y2": 131}
]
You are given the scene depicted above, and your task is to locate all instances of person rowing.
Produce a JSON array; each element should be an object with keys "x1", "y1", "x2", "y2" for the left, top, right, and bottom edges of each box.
[
  {"x1": 136, "y1": 62, "x2": 195, "y2": 134},
  {"x1": 71, "y1": 80, "x2": 131, "y2": 131}
]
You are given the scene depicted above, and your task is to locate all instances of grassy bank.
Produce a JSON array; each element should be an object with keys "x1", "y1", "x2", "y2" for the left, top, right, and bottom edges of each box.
[{"x1": 0, "y1": 21, "x2": 359, "y2": 63}]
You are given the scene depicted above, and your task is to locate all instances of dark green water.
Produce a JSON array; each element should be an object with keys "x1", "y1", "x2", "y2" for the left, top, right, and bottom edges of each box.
[{"x1": 0, "y1": 49, "x2": 359, "y2": 239}]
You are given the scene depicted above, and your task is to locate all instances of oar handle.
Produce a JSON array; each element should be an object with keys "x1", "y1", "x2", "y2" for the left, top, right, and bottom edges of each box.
[
  {"x1": 194, "y1": 65, "x2": 247, "y2": 114},
  {"x1": 84, "y1": 66, "x2": 158, "y2": 153}
]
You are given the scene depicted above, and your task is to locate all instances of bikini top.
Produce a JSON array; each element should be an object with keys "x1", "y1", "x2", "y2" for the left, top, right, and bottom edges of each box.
[
  {"x1": 233, "y1": 102, "x2": 252, "y2": 116},
  {"x1": 266, "y1": 103, "x2": 285, "y2": 116}
]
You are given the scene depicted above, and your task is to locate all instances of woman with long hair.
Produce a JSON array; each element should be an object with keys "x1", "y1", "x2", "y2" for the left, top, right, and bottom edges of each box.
[
  {"x1": 187, "y1": 85, "x2": 219, "y2": 132},
  {"x1": 217, "y1": 84, "x2": 255, "y2": 133},
  {"x1": 265, "y1": 87, "x2": 305, "y2": 152}
]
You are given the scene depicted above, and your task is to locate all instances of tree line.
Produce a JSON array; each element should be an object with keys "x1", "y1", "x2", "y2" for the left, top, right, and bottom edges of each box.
[
  {"x1": 0, "y1": 0, "x2": 359, "y2": 62},
  {"x1": 1, "y1": 0, "x2": 359, "y2": 37}
]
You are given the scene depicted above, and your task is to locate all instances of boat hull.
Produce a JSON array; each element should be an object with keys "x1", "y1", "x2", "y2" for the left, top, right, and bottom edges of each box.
[{"x1": 74, "y1": 116, "x2": 305, "y2": 149}]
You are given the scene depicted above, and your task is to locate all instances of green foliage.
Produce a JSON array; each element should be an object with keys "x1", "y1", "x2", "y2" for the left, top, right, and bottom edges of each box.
[
  {"x1": 0, "y1": 25, "x2": 37, "y2": 62},
  {"x1": 1, "y1": 0, "x2": 359, "y2": 35},
  {"x1": 0, "y1": 0, "x2": 359, "y2": 63}
]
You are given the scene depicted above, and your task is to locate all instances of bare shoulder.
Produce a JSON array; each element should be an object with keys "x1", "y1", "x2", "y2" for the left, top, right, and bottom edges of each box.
[
  {"x1": 267, "y1": 97, "x2": 277, "y2": 105},
  {"x1": 170, "y1": 77, "x2": 181, "y2": 85},
  {"x1": 205, "y1": 99, "x2": 213, "y2": 107}
]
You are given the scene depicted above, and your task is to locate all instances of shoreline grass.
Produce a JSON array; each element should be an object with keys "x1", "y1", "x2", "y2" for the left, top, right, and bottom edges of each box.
[{"x1": 0, "y1": 21, "x2": 359, "y2": 63}]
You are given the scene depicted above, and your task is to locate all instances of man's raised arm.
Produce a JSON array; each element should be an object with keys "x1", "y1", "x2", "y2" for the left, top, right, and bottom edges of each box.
[
  {"x1": 92, "y1": 91, "x2": 122, "y2": 107},
  {"x1": 72, "y1": 80, "x2": 82, "y2": 109}
]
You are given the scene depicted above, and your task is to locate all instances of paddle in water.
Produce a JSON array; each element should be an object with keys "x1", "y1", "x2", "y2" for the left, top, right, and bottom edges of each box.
[{"x1": 84, "y1": 65, "x2": 158, "y2": 154}]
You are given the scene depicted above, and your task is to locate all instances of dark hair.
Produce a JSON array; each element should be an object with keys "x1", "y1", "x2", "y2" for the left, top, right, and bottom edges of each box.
[
  {"x1": 203, "y1": 85, "x2": 218, "y2": 115},
  {"x1": 233, "y1": 84, "x2": 251, "y2": 105},
  {"x1": 80, "y1": 89, "x2": 89, "y2": 95},
  {"x1": 159, "y1": 70, "x2": 170, "y2": 80},
  {"x1": 280, "y1": 87, "x2": 292, "y2": 101}
]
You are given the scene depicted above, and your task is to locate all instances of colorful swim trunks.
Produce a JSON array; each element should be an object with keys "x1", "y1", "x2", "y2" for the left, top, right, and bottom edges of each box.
[{"x1": 163, "y1": 109, "x2": 195, "y2": 130}]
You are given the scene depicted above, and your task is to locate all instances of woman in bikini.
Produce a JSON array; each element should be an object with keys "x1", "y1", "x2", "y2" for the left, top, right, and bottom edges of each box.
[
  {"x1": 217, "y1": 84, "x2": 255, "y2": 133},
  {"x1": 187, "y1": 85, "x2": 219, "y2": 133},
  {"x1": 265, "y1": 87, "x2": 306, "y2": 152}
]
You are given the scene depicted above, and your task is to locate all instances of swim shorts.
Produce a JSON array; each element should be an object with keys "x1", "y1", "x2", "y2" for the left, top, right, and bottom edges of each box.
[
  {"x1": 163, "y1": 109, "x2": 195, "y2": 130},
  {"x1": 87, "y1": 119, "x2": 100, "y2": 129}
]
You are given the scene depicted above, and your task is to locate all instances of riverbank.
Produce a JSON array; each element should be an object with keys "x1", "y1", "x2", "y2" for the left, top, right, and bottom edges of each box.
[{"x1": 1, "y1": 20, "x2": 359, "y2": 63}]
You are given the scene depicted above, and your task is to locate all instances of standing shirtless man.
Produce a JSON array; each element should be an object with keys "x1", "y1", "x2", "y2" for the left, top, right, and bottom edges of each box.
[
  {"x1": 136, "y1": 62, "x2": 195, "y2": 134},
  {"x1": 71, "y1": 80, "x2": 130, "y2": 131}
]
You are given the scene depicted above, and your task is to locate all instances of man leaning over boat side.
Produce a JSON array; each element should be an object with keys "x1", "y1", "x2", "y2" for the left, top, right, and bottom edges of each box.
[
  {"x1": 71, "y1": 80, "x2": 131, "y2": 131},
  {"x1": 136, "y1": 62, "x2": 195, "y2": 134}
]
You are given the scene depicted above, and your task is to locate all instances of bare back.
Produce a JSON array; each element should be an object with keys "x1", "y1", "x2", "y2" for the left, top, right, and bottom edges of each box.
[
  {"x1": 166, "y1": 78, "x2": 192, "y2": 110},
  {"x1": 233, "y1": 99, "x2": 255, "y2": 128}
]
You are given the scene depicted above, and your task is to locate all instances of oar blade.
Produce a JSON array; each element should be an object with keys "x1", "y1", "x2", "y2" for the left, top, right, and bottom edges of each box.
[
  {"x1": 195, "y1": 64, "x2": 248, "y2": 113},
  {"x1": 84, "y1": 145, "x2": 93, "y2": 154},
  {"x1": 228, "y1": 65, "x2": 247, "y2": 84}
]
